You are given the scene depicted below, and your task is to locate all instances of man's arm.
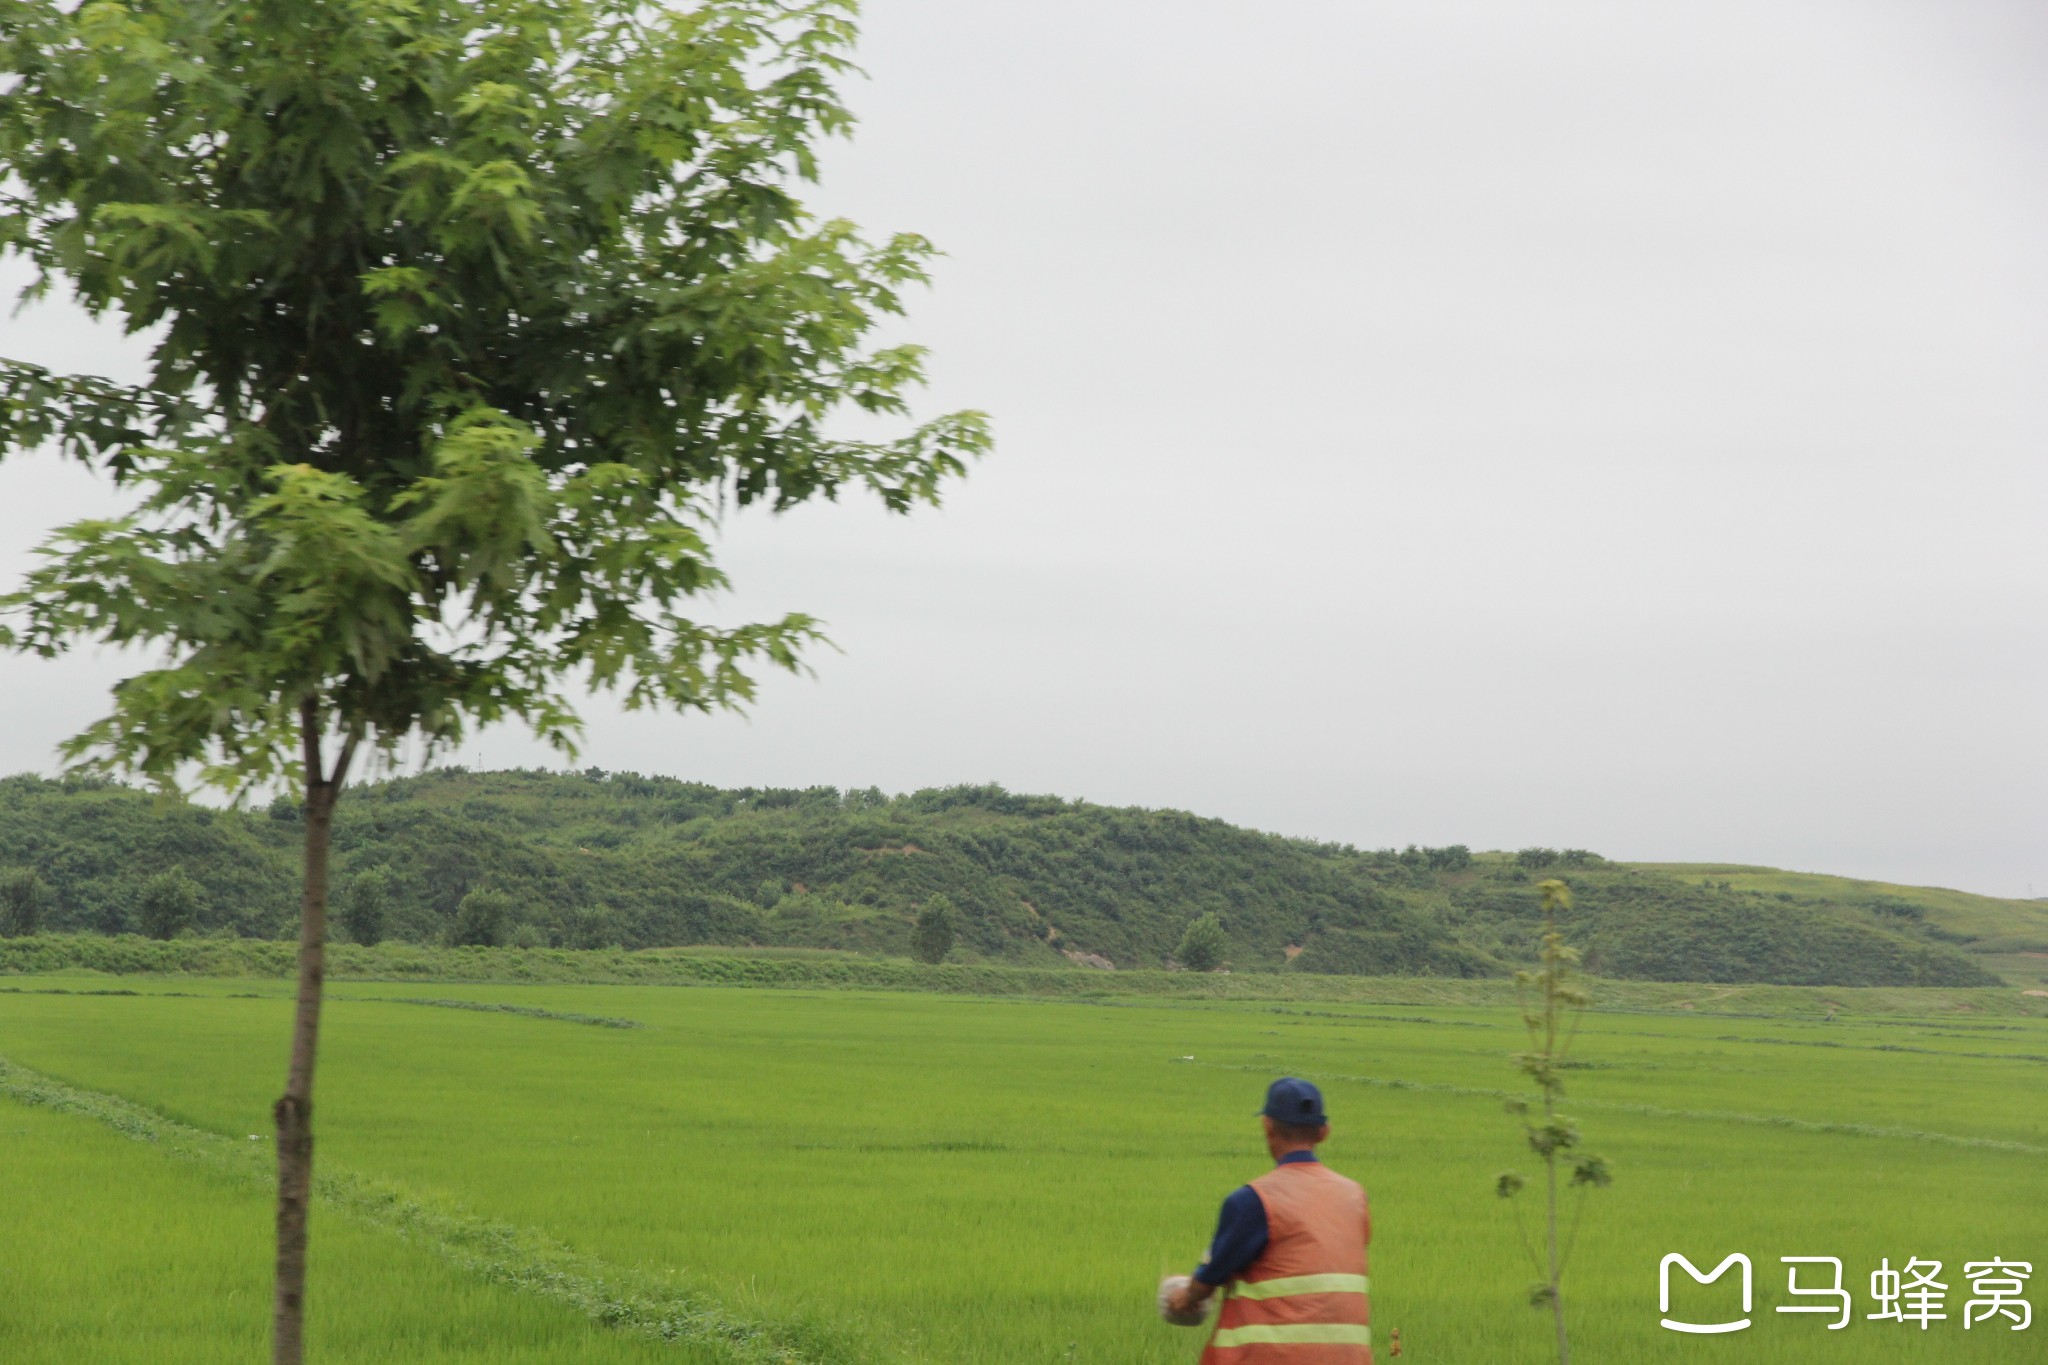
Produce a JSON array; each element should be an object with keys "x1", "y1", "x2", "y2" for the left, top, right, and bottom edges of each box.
[{"x1": 1169, "y1": 1185, "x2": 1268, "y2": 1316}]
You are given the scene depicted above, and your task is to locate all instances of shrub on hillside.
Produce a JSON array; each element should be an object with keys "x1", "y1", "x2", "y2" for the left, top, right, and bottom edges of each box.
[
  {"x1": 339, "y1": 867, "x2": 392, "y2": 947},
  {"x1": 448, "y1": 888, "x2": 512, "y2": 948},
  {"x1": 138, "y1": 869, "x2": 203, "y2": 941},
  {"x1": 631, "y1": 893, "x2": 767, "y2": 949},
  {"x1": 1, "y1": 868, "x2": 48, "y2": 938},
  {"x1": 911, "y1": 894, "x2": 958, "y2": 964},
  {"x1": 1588, "y1": 895, "x2": 2000, "y2": 988},
  {"x1": 1288, "y1": 926, "x2": 1495, "y2": 978},
  {"x1": 1176, "y1": 913, "x2": 1228, "y2": 972},
  {"x1": 562, "y1": 903, "x2": 627, "y2": 951}
]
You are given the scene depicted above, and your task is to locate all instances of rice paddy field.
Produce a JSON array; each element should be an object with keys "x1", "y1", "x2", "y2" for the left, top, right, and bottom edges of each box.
[{"x1": 1, "y1": 971, "x2": 2042, "y2": 1362}]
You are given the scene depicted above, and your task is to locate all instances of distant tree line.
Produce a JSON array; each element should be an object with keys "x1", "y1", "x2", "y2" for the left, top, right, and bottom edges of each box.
[{"x1": 0, "y1": 769, "x2": 2003, "y2": 987}]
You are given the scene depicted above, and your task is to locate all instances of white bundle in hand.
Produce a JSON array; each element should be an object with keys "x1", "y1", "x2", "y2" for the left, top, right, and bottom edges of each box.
[{"x1": 1157, "y1": 1275, "x2": 1211, "y2": 1327}]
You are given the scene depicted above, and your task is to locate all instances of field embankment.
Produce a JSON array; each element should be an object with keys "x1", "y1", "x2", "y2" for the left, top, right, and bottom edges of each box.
[{"x1": 4, "y1": 934, "x2": 2043, "y2": 1019}]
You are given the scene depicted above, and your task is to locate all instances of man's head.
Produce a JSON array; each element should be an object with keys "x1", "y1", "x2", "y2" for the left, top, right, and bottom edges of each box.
[{"x1": 1258, "y1": 1077, "x2": 1329, "y2": 1157}]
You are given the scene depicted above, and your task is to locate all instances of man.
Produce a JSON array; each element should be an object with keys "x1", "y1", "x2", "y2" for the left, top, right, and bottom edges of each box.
[{"x1": 1166, "y1": 1077, "x2": 1373, "y2": 1363}]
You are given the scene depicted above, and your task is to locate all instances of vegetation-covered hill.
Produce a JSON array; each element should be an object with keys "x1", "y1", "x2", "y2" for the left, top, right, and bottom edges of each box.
[
  {"x1": 1, "y1": 769, "x2": 2036, "y2": 989},
  {"x1": 1636, "y1": 862, "x2": 2048, "y2": 994}
]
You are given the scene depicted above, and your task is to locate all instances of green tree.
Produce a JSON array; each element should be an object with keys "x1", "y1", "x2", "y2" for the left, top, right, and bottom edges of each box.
[
  {"x1": 1494, "y1": 879, "x2": 1611, "y2": 1364},
  {"x1": 0, "y1": 868, "x2": 48, "y2": 938},
  {"x1": 95, "y1": 899, "x2": 132, "y2": 936},
  {"x1": 910, "y1": 892, "x2": 957, "y2": 964},
  {"x1": 1176, "y1": 912, "x2": 1227, "y2": 972},
  {"x1": 337, "y1": 866, "x2": 392, "y2": 947},
  {"x1": 1424, "y1": 844, "x2": 1472, "y2": 871},
  {"x1": 447, "y1": 887, "x2": 512, "y2": 948},
  {"x1": 0, "y1": 4, "x2": 985, "y2": 1360},
  {"x1": 563, "y1": 902, "x2": 626, "y2": 951},
  {"x1": 138, "y1": 868, "x2": 203, "y2": 940}
]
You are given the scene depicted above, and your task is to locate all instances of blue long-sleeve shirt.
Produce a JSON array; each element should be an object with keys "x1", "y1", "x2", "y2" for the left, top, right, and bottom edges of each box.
[{"x1": 1193, "y1": 1150, "x2": 1320, "y2": 1286}]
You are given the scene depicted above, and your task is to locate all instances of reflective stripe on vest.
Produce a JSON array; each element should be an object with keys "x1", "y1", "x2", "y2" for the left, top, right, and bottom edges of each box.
[
  {"x1": 1227, "y1": 1273, "x2": 1369, "y2": 1302},
  {"x1": 1212, "y1": 1324, "x2": 1374, "y2": 1350},
  {"x1": 1200, "y1": 1161, "x2": 1372, "y2": 1365}
]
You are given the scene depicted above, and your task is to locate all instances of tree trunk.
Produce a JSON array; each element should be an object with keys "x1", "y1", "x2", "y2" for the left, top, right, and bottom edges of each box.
[{"x1": 272, "y1": 707, "x2": 355, "y2": 1365}]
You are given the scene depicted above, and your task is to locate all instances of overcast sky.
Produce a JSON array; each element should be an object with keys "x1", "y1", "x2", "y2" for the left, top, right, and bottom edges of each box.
[{"x1": 2, "y1": 0, "x2": 2044, "y2": 897}]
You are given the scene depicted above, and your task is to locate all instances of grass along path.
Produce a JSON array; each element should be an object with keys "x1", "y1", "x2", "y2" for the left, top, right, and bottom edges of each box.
[
  {"x1": 354, "y1": 995, "x2": 646, "y2": 1027},
  {"x1": 0, "y1": 1054, "x2": 878, "y2": 1364},
  {"x1": 0, "y1": 1103, "x2": 717, "y2": 1365}
]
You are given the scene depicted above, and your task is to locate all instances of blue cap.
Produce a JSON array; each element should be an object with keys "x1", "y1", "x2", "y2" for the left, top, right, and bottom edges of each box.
[{"x1": 1259, "y1": 1077, "x2": 1326, "y2": 1126}]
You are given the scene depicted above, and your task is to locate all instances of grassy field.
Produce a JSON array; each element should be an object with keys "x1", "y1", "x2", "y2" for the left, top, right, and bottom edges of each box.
[
  {"x1": 0, "y1": 1074, "x2": 718, "y2": 1364},
  {"x1": 0, "y1": 972, "x2": 2041, "y2": 1362}
]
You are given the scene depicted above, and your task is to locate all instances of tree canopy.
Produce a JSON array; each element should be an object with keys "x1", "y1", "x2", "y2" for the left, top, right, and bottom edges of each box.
[{"x1": 0, "y1": 0, "x2": 987, "y2": 787}]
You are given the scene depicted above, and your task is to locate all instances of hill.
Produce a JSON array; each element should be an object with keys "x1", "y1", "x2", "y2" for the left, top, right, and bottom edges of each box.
[
  {"x1": 1, "y1": 768, "x2": 2037, "y2": 990},
  {"x1": 1639, "y1": 862, "x2": 2048, "y2": 994}
]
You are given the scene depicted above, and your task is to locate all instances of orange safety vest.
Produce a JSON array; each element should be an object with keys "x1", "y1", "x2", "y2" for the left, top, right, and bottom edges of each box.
[{"x1": 1200, "y1": 1160, "x2": 1372, "y2": 1365}]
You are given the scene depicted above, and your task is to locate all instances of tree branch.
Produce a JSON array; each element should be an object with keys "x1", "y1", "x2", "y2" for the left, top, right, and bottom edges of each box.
[
  {"x1": 329, "y1": 730, "x2": 361, "y2": 792},
  {"x1": 298, "y1": 698, "x2": 324, "y2": 790},
  {"x1": 0, "y1": 358, "x2": 207, "y2": 468}
]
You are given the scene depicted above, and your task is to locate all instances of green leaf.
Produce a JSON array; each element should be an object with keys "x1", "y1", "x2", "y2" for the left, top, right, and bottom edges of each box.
[{"x1": 1, "y1": 0, "x2": 973, "y2": 794}]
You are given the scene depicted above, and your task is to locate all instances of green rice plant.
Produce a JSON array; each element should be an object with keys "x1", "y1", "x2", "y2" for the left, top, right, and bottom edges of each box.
[
  {"x1": 0, "y1": 1094, "x2": 703, "y2": 1364},
  {"x1": 0, "y1": 975, "x2": 2042, "y2": 1362}
]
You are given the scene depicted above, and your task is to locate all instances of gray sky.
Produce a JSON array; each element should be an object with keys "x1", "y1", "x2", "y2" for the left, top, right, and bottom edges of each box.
[{"x1": 3, "y1": 0, "x2": 2044, "y2": 897}]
